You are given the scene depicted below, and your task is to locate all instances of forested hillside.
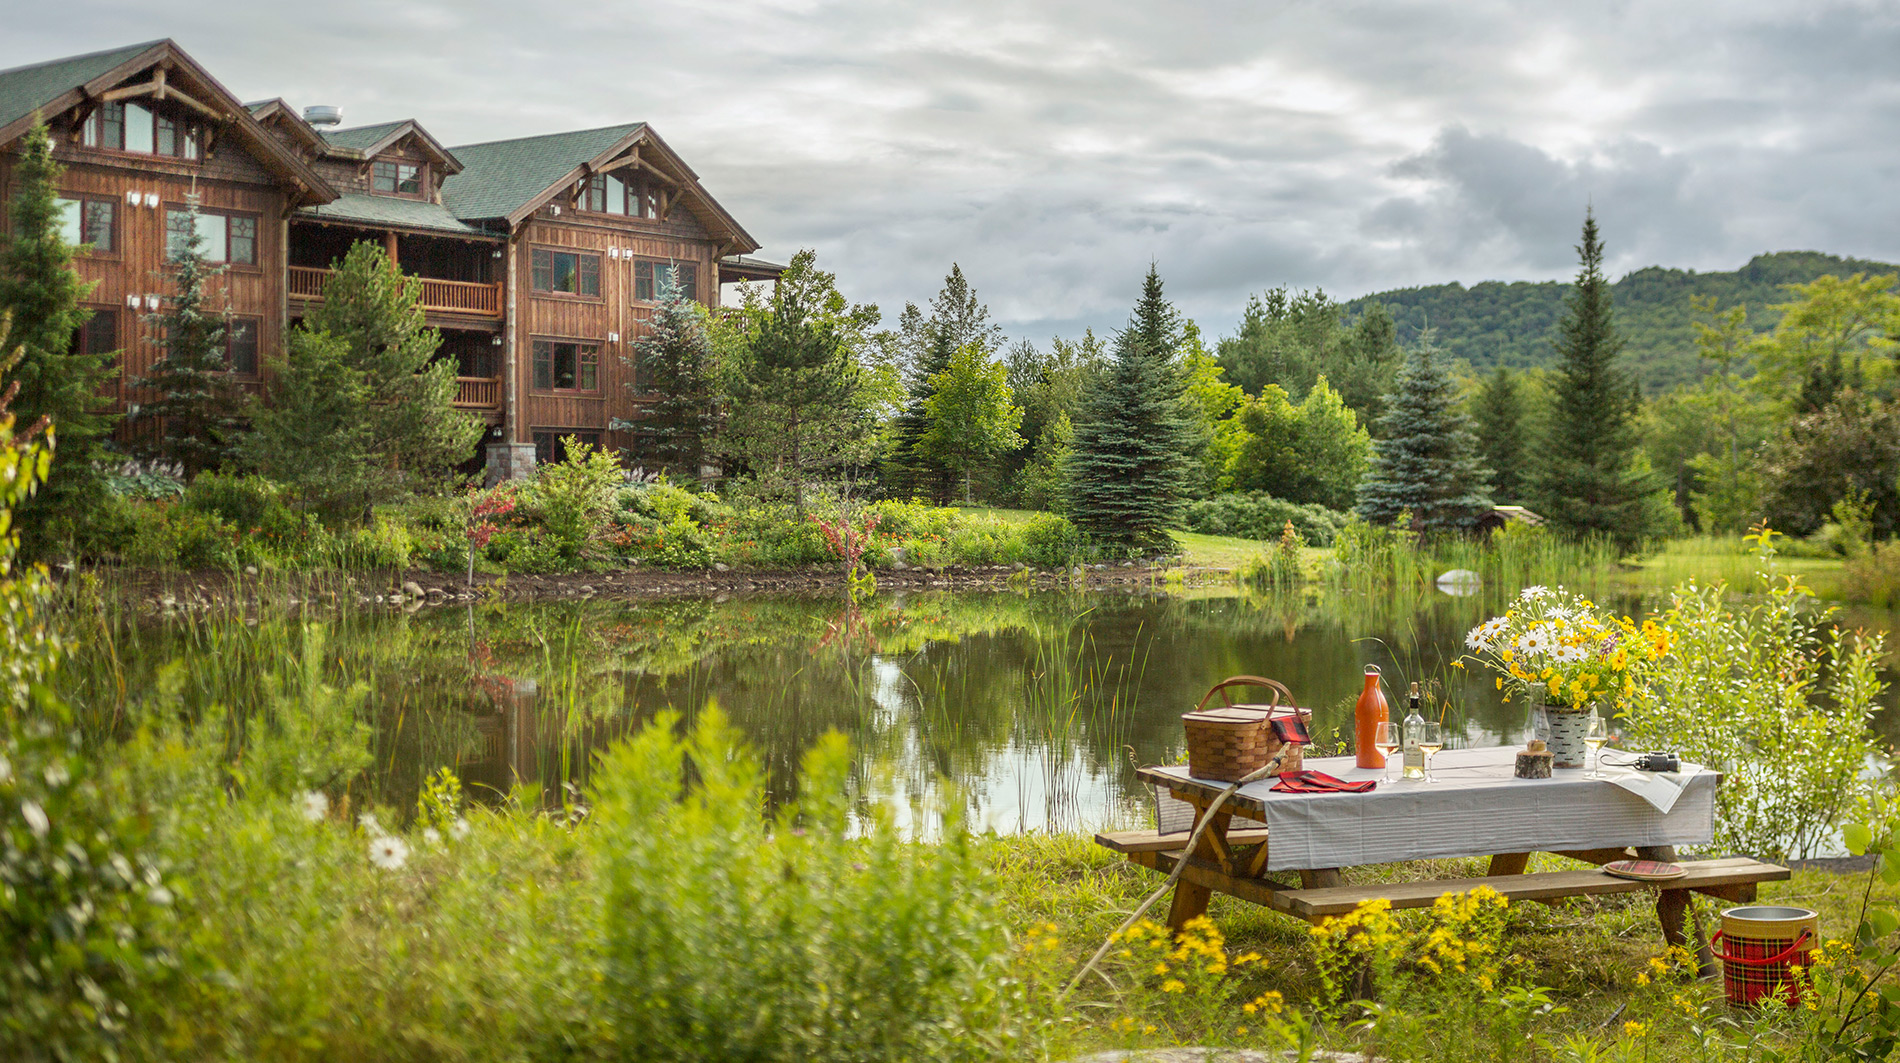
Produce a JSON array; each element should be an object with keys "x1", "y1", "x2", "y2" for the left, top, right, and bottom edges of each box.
[{"x1": 1344, "y1": 251, "x2": 1900, "y2": 391}]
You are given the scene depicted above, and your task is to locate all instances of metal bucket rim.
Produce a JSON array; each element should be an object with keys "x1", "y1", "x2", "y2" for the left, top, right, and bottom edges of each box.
[{"x1": 1721, "y1": 905, "x2": 1818, "y2": 922}]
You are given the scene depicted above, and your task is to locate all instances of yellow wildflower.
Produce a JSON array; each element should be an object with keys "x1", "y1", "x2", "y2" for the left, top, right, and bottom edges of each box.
[
  {"x1": 1623, "y1": 1021, "x2": 1646, "y2": 1038},
  {"x1": 1161, "y1": 979, "x2": 1185, "y2": 994}
]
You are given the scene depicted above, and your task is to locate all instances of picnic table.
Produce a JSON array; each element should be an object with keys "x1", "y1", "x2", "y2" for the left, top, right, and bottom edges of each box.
[{"x1": 1097, "y1": 746, "x2": 1788, "y2": 966}]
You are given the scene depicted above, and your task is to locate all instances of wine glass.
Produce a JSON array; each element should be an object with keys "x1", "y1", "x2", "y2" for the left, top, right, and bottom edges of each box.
[
  {"x1": 1417, "y1": 720, "x2": 1445, "y2": 783},
  {"x1": 1584, "y1": 712, "x2": 1611, "y2": 778},
  {"x1": 1372, "y1": 721, "x2": 1400, "y2": 783}
]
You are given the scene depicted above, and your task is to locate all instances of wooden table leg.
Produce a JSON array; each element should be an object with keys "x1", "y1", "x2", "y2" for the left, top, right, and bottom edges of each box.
[
  {"x1": 1298, "y1": 868, "x2": 1344, "y2": 888},
  {"x1": 1166, "y1": 809, "x2": 1231, "y2": 930},
  {"x1": 1488, "y1": 852, "x2": 1530, "y2": 876},
  {"x1": 1637, "y1": 844, "x2": 1714, "y2": 976}
]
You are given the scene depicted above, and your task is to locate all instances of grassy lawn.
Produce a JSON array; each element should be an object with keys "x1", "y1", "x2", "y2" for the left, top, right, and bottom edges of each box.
[
  {"x1": 1172, "y1": 529, "x2": 1272, "y2": 568},
  {"x1": 1610, "y1": 535, "x2": 1846, "y2": 597}
]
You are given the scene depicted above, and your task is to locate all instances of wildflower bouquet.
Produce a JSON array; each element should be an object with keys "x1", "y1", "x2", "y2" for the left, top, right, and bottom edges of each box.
[{"x1": 1462, "y1": 585, "x2": 1671, "y2": 710}]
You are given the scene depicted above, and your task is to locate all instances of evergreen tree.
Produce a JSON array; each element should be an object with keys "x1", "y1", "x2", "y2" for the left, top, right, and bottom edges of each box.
[
  {"x1": 131, "y1": 199, "x2": 245, "y2": 479},
  {"x1": 1068, "y1": 265, "x2": 1196, "y2": 553},
  {"x1": 299, "y1": 241, "x2": 482, "y2": 495},
  {"x1": 1470, "y1": 366, "x2": 1527, "y2": 503},
  {"x1": 613, "y1": 278, "x2": 718, "y2": 479},
  {"x1": 882, "y1": 265, "x2": 1002, "y2": 502},
  {"x1": 244, "y1": 329, "x2": 374, "y2": 525},
  {"x1": 1356, "y1": 335, "x2": 1493, "y2": 532},
  {"x1": 917, "y1": 342, "x2": 1023, "y2": 502},
  {"x1": 1532, "y1": 210, "x2": 1654, "y2": 545},
  {"x1": 721, "y1": 250, "x2": 878, "y2": 512},
  {"x1": 0, "y1": 122, "x2": 118, "y2": 554}
]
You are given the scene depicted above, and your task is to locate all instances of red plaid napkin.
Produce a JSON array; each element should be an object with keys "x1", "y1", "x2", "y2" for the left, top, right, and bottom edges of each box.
[
  {"x1": 1271, "y1": 770, "x2": 1377, "y2": 794},
  {"x1": 1270, "y1": 715, "x2": 1311, "y2": 745}
]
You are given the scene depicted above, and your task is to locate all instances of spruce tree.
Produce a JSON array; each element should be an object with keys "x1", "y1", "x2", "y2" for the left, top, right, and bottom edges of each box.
[
  {"x1": 245, "y1": 329, "x2": 374, "y2": 525},
  {"x1": 1068, "y1": 265, "x2": 1196, "y2": 553},
  {"x1": 1471, "y1": 366, "x2": 1527, "y2": 503},
  {"x1": 0, "y1": 122, "x2": 119, "y2": 554},
  {"x1": 613, "y1": 278, "x2": 718, "y2": 479},
  {"x1": 1532, "y1": 210, "x2": 1653, "y2": 545},
  {"x1": 883, "y1": 265, "x2": 1002, "y2": 502},
  {"x1": 132, "y1": 199, "x2": 246, "y2": 479},
  {"x1": 1356, "y1": 334, "x2": 1493, "y2": 532},
  {"x1": 299, "y1": 241, "x2": 482, "y2": 496}
]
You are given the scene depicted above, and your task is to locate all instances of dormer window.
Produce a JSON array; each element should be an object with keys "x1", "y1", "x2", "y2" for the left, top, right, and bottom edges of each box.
[
  {"x1": 371, "y1": 160, "x2": 426, "y2": 198},
  {"x1": 83, "y1": 101, "x2": 201, "y2": 159},
  {"x1": 582, "y1": 172, "x2": 655, "y2": 218}
]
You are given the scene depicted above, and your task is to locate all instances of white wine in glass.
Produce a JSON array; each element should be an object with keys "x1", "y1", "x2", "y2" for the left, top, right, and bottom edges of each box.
[
  {"x1": 1584, "y1": 713, "x2": 1611, "y2": 778},
  {"x1": 1417, "y1": 720, "x2": 1444, "y2": 782},
  {"x1": 1373, "y1": 721, "x2": 1401, "y2": 783}
]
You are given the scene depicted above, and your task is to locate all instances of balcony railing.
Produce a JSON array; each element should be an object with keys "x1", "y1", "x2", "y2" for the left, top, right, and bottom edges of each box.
[
  {"x1": 289, "y1": 266, "x2": 503, "y2": 318},
  {"x1": 454, "y1": 376, "x2": 502, "y2": 409}
]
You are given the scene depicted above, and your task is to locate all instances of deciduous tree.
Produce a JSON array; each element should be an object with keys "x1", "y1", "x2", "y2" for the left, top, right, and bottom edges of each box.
[
  {"x1": 918, "y1": 342, "x2": 1022, "y2": 502},
  {"x1": 1227, "y1": 377, "x2": 1369, "y2": 510}
]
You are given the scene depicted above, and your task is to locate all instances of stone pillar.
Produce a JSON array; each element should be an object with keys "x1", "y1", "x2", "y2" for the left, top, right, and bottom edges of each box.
[{"x1": 485, "y1": 442, "x2": 537, "y2": 485}]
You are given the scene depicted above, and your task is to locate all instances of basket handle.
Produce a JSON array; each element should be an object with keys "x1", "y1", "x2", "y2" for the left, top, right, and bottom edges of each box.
[
  {"x1": 1709, "y1": 928, "x2": 1814, "y2": 966},
  {"x1": 1195, "y1": 675, "x2": 1296, "y2": 714}
]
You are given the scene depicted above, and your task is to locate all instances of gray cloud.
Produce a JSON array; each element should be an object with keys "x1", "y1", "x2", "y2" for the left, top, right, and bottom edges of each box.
[{"x1": 1, "y1": 0, "x2": 1896, "y2": 344}]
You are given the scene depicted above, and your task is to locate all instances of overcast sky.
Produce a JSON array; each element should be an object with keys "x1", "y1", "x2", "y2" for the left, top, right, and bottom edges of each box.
[{"x1": 5, "y1": 0, "x2": 1898, "y2": 343}]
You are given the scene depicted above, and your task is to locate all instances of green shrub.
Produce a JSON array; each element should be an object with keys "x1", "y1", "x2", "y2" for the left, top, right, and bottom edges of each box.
[
  {"x1": 1843, "y1": 540, "x2": 1900, "y2": 608},
  {"x1": 617, "y1": 481, "x2": 726, "y2": 527},
  {"x1": 485, "y1": 527, "x2": 573, "y2": 574},
  {"x1": 650, "y1": 516, "x2": 713, "y2": 569},
  {"x1": 864, "y1": 499, "x2": 958, "y2": 541},
  {"x1": 591, "y1": 708, "x2": 1018, "y2": 1062},
  {"x1": 1019, "y1": 513, "x2": 1082, "y2": 567},
  {"x1": 184, "y1": 472, "x2": 285, "y2": 531},
  {"x1": 1184, "y1": 492, "x2": 1351, "y2": 547},
  {"x1": 324, "y1": 515, "x2": 413, "y2": 571},
  {"x1": 124, "y1": 504, "x2": 241, "y2": 570}
]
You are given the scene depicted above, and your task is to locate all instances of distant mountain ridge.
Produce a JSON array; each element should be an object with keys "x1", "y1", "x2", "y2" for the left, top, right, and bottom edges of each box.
[{"x1": 1342, "y1": 251, "x2": 1900, "y2": 392}]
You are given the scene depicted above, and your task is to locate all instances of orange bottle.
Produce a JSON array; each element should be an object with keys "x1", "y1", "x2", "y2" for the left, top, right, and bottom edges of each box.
[{"x1": 1354, "y1": 665, "x2": 1390, "y2": 768}]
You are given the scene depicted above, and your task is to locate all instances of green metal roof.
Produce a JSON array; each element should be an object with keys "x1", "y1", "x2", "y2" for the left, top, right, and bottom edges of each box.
[
  {"x1": 443, "y1": 123, "x2": 643, "y2": 222},
  {"x1": 0, "y1": 40, "x2": 162, "y2": 133},
  {"x1": 298, "y1": 193, "x2": 493, "y2": 238},
  {"x1": 320, "y1": 120, "x2": 408, "y2": 153}
]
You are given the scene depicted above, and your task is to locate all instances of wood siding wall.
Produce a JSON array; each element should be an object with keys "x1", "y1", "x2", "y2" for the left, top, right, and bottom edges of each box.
[
  {"x1": 1, "y1": 129, "x2": 289, "y2": 413},
  {"x1": 509, "y1": 208, "x2": 720, "y2": 448}
]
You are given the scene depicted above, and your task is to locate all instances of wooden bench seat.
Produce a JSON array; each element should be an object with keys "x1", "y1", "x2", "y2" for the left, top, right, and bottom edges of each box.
[
  {"x1": 1128, "y1": 850, "x2": 1789, "y2": 923},
  {"x1": 1095, "y1": 827, "x2": 1271, "y2": 854}
]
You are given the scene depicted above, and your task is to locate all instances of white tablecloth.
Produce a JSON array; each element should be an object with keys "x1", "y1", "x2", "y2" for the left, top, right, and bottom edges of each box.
[{"x1": 1148, "y1": 746, "x2": 1717, "y2": 873}]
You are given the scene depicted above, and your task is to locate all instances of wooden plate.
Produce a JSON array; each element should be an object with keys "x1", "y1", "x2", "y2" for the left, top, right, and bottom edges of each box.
[{"x1": 1602, "y1": 859, "x2": 1687, "y2": 882}]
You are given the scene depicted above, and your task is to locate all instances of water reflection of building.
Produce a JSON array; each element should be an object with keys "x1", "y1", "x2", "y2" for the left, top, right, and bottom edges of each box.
[{"x1": 453, "y1": 676, "x2": 656, "y2": 809}]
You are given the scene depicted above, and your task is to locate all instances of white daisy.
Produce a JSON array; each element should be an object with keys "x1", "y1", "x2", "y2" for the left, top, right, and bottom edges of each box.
[
  {"x1": 21, "y1": 799, "x2": 49, "y2": 839},
  {"x1": 299, "y1": 791, "x2": 330, "y2": 823},
  {"x1": 358, "y1": 811, "x2": 383, "y2": 836},
  {"x1": 1553, "y1": 645, "x2": 1586, "y2": 665},
  {"x1": 422, "y1": 827, "x2": 442, "y2": 847},
  {"x1": 1545, "y1": 605, "x2": 1572, "y2": 621},
  {"x1": 43, "y1": 763, "x2": 69, "y2": 788},
  {"x1": 368, "y1": 835, "x2": 410, "y2": 871},
  {"x1": 448, "y1": 818, "x2": 470, "y2": 841},
  {"x1": 1466, "y1": 624, "x2": 1492, "y2": 651},
  {"x1": 1518, "y1": 626, "x2": 1553, "y2": 656},
  {"x1": 1521, "y1": 585, "x2": 1550, "y2": 600}
]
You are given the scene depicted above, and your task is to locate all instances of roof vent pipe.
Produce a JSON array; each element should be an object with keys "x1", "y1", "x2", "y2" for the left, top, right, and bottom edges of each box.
[{"x1": 304, "y1": 105, "x2": 343, "y2": 127}]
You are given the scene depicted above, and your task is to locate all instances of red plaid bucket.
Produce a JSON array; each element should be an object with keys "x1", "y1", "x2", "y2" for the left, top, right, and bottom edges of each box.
[{"x1": 1711, "y1": 905, "x2": 1818, "y2": 1007}]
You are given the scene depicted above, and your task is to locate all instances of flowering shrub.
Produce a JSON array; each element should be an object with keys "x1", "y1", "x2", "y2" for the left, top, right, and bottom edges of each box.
[{"x1": 1462, "y1": 586, "x2": 1670, "y2": 708}]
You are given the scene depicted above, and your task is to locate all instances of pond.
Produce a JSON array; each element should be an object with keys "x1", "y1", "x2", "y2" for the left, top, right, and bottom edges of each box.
[{"x1": 68, "y1": 575, "x2": 1900, "y2": 837}]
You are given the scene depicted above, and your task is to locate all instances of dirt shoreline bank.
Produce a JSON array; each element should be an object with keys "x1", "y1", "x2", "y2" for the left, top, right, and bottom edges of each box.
[{"x1": 93, "y1": 561, "x2": 1239, "y2": 612}]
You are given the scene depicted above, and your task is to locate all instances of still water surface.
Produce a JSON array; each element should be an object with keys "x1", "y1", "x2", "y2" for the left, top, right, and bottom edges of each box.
[{"x1": 83, "y1": 581, "x2": 1899, "y2": 836}]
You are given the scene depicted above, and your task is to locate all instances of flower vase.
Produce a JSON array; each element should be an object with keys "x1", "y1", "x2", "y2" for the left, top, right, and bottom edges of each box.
[{"x1": 1529, "y1": 696, "x2": 1593, "y2": 769}]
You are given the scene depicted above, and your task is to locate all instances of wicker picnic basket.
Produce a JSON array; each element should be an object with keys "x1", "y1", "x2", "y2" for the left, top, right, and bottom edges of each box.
[{"x1": 1183, "y1": 676, "x2": 1311, "y2": 782}]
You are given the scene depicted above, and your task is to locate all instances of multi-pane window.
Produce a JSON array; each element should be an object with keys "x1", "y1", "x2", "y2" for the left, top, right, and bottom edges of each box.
[
  {"x1": 72, "y1": 309, "x2": 118, "y2": 359},
  {"x1": 531, "y1": 339, "x2": 600, "y2": 392},
  {"x1": 56, "y1": 196, "x2": 116, "y2": 252},
  {"x1": 582, "y1": 172, "x2": 653, "y2": 218},
  {"x1": 226, "y1": 317, "x2": 260, "y2": 376},
  {"x1": 530, "y1": 248, "x2": 600, "y2": 297},
  {"x1": 532, "y1": 430, "x2": 603, "y2": 467},
  {"x1": 634, "y1": 260, "x2": 697, "y2": 303},
  {"x1": 83, "y1": 102, "x2": 200, "y2": 159},
  {"x1": 371, "y1": 160, "x2": 425, "y2": 197},
  {"x1": 164, "y1": 208, "x2": 258, "y2": 265}
]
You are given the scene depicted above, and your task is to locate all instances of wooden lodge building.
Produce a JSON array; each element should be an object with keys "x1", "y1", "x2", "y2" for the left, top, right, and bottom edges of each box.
[{"x1": 0, "y1": 39, "x2": 785, "y2": 480}]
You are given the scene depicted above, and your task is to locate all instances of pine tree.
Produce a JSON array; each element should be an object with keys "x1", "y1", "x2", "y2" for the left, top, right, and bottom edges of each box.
[
  {"x1": 1532, "y1": 210, "x2": 1654, "y2": 545},
  {"x1": 299, "y1": 241, "x2": 482, "y2": 495},
  {"x1": 1068, "y1": 265, "x2": 1196, "y2": 553},
  {"x1": 1471, "y1": 366, "x2": 1527, "y2": 503},
  {"x1": 132, "y1": 198, "x2": 245, "y2": 479},
  {"x1": 613, "y1": 277, "x2": 718, "y2": 480},
  {"x1": 883, "y1": 265, "x2": 1002, "y2": 502},
  {"x1": 917, "y1": 342, "x2": 1022, "y2": 502},
  {"x1": 1356, "y1": 334, "x2": 1493, "y2": 532},
  {"x1": 245, "y1": 328, "x2": 374, "y2": 525},
  {"x1": 0, "y1": 123, "x2": 119, "y2": 554}
]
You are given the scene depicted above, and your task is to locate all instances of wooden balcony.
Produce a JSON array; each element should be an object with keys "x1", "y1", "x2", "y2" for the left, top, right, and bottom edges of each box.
[
  {"x1": 289, "y1": 266, "x2": 503, "y2": 319},
  {"x1": 454, "y1": 376, "x2": 502, "y2": 410}
]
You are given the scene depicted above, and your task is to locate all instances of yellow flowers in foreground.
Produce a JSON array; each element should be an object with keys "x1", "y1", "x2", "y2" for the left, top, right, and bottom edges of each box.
[{"x1": 1312, "y1": 886, "x2": 1511, "y2": 1006}]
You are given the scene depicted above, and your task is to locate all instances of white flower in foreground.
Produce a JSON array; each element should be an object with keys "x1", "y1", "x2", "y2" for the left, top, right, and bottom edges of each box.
[
  {"x1": 0, "y1": 756, "x2": 11, "y2": 784},
  {"x1": 1518, "y1": 627, "x2": 1551, "y2": 655},
  {"x1": 358, "y1": 811, "x2": 383, "y2": 836},
  {"x1": 368, "y1": 835, "x2": 410, "y2": 871},
  {"x1": 422, "y1": 827, "x2": 442, "y2": 847},
  {"x1": 43, "y1": 762, "x2": 69, "y2": 788},
  {"x1": 1466, "y1": 625, "x2": 1490, "y2": 651},
  {"x1": 21, "y1": 800, "x2": 49, "y2": 839},
  {"x1": 448, "y1": 818, "x2": 470, "y2": 841},
  {"x1": 1546, "y1": 605, "x2": 1572, "y2": 621},
  {"x1": 1521, "y1": 585, "x2": 1549, "y2": 600},
  {"x1": 299, "y1": 791, "x2": 330, "y2": 822}
]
